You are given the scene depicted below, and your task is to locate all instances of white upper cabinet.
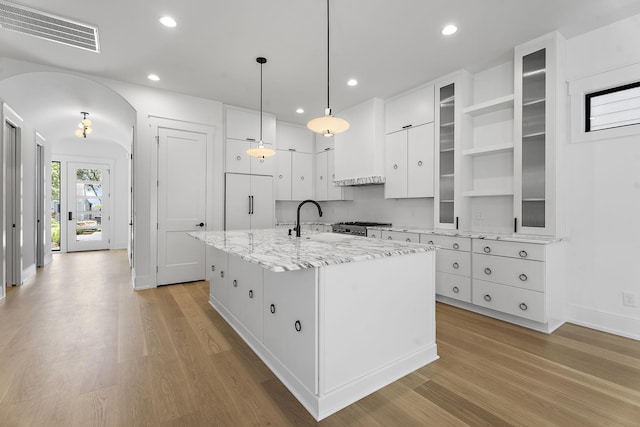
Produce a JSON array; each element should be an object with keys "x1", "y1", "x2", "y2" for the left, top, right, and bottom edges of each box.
[
  {"x1": 514, "y1": 32, "x2": 566, "y2": 237},
  {"x1": 314, "y1": 149, "x2": 353, "y2": 201},
  {"x1": 275, "y1": 149, "x2": 313, "y2": 201},
  {"x1": 226, "y1": 139, "x2": 275, "y2": 175},
  {"x1": 226, "y1": 106, "x2": 276, "y2": 144},
  {"x1": 385, "y1": 85, "x2": 435, "y2": 134},
  {"x1": 334, "y1": 98, "x2": 386, "y2": 185},
  {"x1": 276, "y1": 121, "x2": 314, "y2": 153},
  {"x1": 384, "y1": 123, "x2": 435, "y2": 199},
  {"x1": 314, "y1": 133, "x2": 334, "y2": 153},
  {"x1": 434, "y1": 71, "x2": 472, "y2": 230}
]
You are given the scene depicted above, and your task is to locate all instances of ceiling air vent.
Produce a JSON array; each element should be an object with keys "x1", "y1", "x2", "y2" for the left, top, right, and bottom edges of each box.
[{"x1": 0, "y1": 0, "x2": 99, "y2": 52}]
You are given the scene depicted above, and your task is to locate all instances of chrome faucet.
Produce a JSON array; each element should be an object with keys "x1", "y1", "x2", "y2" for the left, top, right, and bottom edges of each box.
[{"x1": 296, "y1": 200, "x2": 323, "y2": 237}]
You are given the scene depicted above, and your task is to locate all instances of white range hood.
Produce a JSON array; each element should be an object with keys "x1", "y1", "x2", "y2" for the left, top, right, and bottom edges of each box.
[{"x1": 333, "y1": 98, "x2": 386, "y2": 186}]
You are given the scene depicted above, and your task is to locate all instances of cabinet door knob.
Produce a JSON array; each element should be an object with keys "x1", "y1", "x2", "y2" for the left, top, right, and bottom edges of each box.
[
  {"x1": 519, "y1": 274, "x2": 528, "y2": 281},
  {"x1": 519, "y1": 250, "x2": 528, "y2": 258},
  {"x1": 484, "y1": 268, "x2": 492, "y2": 275},
  {"x1": 406, "y1": 238, "x2": 411, "y2": 242},
  {"x1": 453, "y1": 262, "x2": 459, "y2": 269},
  {"x1": 452, "y1": 286, "x2": 459, "y2": 293},
  {"x1": 300, "y1": 176, "x2": 304, "y2": 181},
  {"x1": 428, "y1": 240, "x2": 434, "y2": 245},
  {"x1": 519, "y1": 303, "x2": 528, "y2": 311},
  {"x1": 484, "y1": 246, "x2": 491, "y2": 253},
  {"x1": 279, "y1": 174, "x2": 283, "y2": 179},
  {"x1": 294, "y1": 320, "x2": 302, "y2": 332},
  {"x1": 233, "y1": 279, "x2": 238, "y2": 287},
  {"x1": 211, "y1": 265, "x2": 216, "y2": 272},
  {"x1": 259, "y1": 158, "x2": 264, "y2": 163},
  {"x1": 453, "y1": 243, "x2": 460, "y2": 249},
  {"x1": 249, "y1": 290, "x2": 254, "y2": 299},
  {"x1": 393, "y1": 164, "x2": 398, "y2": 170},
  {"x1": 236, "y1": 155, "x2": 241, "y2": 161},
  {"x1": 418, "y1": 160, "x2": 423, "y2": 166},
  {"x1": 270, "y1": 303, "x2": 276, "y2": 314},
  {"x1": 320, "y1": 175, "x2": 323, "y2": 180},
  {"x1": 387, "y1": 236, "x2": 393, "y2": 240},
  {"x1": 484, "y1": 294, "x2": 492, "y2": 302},
  {"x1": 371, "y1": 234, "x2": 376, "y2": 238}
]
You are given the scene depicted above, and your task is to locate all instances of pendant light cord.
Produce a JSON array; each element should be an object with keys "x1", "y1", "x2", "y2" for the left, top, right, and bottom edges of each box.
[
  {"x1": 260, "y1": 60, "x2": 263, "y2": 142},
  {"x1": 326, "y1": 0, "x2": 330, "y2": 111}
]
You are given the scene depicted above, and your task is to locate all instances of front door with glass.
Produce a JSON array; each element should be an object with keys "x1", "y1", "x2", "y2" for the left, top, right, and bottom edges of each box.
[{"x1": 66, "y1": 162, "x2": 110, "y2": 252}]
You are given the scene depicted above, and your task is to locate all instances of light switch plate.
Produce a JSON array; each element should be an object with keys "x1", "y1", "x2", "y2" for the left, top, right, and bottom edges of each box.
[{"x1": 623, "y1": 292, "x2": 637, "y2": 307}]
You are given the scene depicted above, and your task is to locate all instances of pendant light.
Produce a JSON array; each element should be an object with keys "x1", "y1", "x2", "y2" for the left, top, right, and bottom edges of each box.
[
  {"x1": 307, "y1": 0, "x2": 350, "y2": 137},
  {"x1": 246, "y1": 57, "x2": 276, "y2": 158},
  {"x1": 74, "y1": 111, "x2": 93, "y2": 138}
]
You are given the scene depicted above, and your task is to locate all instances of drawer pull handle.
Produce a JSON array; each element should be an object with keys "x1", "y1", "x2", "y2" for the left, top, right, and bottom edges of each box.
[
  {"x1": 453, "y1": 262, "x2": 459, "y2": 269},
  {"x1": 388, "y1": 236, "x2": 393, "y2": 240},
  {"x1": 232, "y1": 279, "x2": 237, "y2": 287},
  {"x1": 406, "y1": 238, "x2": 411, "y2": 242},
  {"x1": 393, "y1": 164, "x2": 398, "y2": 170},
  {"x1": 279, "y1": 174, "x2": 283, "y2": 179},
  {"x1": 519, "y1": 250, "x2": 528, "y2": 258},
  {"x1": 300, "y1": 176, "x2": 304, "y2": 181},
  {"x1": 452, "y1": 286, "x2": 459, "y2": 293},
  {"x1": 270, "y1": 304, "x2": 276, "y2": 314},
  {"x1": 484, "y1": 268, "x2": 492, "y2": 275},
  {"x1": 259, "y1": 158, "x2": 265, "y2": 164},
  {"x1": 519, "y1": 303, "x2": 528, "y2": 311},
  {"x1": 371, "y1": 234, "x2": 376, "y2": 238},
  {"x1": 484, "y1": 246, "x2": 491, "y2": 253},
  {"x1": 294, "y1": 320, "x2": 302, "y2": 332},
  {"x1": 484, "y1": 294, "x2": 492, "y2": 302},
  {"x1": 418, "y1": 160, "x2": 423, "y2": 166},
  {"x1": 249, "y1": 290, "x2": 254, "y2": 299},
  {"x1": 428, "y1": 240, "x2": 434, "y2": 245},
  {"x1": 236, "y1": 155, "x2": 241, "y2": 161},
  {"x1": 519, "y1": 274, "x2": 528, "y2": 281},
  {"x1": 453, "y1": 243, "x2": 460, "y2": 249},
  {"x1": 320, "y1": 175, "x2": 323, "y2": 180},
  {"x1": 220, "y1": 271, "x2": 224, "y2": 278}
]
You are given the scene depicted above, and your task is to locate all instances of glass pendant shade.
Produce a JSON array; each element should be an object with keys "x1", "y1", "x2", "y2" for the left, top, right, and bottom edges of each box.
[
  {"x1": 82, "y1": 118, "x2": 92, "y2": 127},
  {"x1": 307, "y1": 109, "x2": 350, "y2": 137},
  {"x1": 246, "y1": 142, "x2": 276, "y2": 158},
  {"x1": 75, "y1": 129, "x2": 85, "y2": 137}
]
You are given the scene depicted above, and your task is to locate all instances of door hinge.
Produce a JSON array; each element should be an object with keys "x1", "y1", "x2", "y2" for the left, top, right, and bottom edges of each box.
[
  {"x1": 155, "y1": 136, "x2": 159, "y2": 143},
  {"x1": 157, "y1": 223, "x2": 159, "y2": 229},
  {"x1": 156, "y1": 266, "x2": 159, "y2": 272},
  {"x1": 130, "y1": 154, "x2": 133, "y2": 160}
]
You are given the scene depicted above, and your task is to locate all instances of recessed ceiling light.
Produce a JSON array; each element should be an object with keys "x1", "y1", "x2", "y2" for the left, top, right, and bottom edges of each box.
[
  {"x1": 159, "y1": 16, "x2": 177, "y2": 28},
  {"x1": 347, "y1": 79, "x2": 358, "y2": 86},
  {"x1": 442, "y1": 24, "x2": 457, "y2": 36},
  {"x1": 147, "y1": 74, "x2": 160, "y2": 81},
  {"x1": 296, "y1": 108, "x2": 304, "y2": 114}
]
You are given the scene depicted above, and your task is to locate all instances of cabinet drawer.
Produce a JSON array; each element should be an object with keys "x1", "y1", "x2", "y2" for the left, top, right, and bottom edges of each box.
[
  {"x1": 366, "y1": 229, "x2": 383, "y2": 239},
  {"x1": 472, "y1": 239, "x2": 545, "y2": 261},
  {"x1": 472, "y1": 279, "x2": 545, "y2": 322},
  {"x1": 472, "y1": 253, "x2": 544, "y2": 292},
  {"x1": 436, "y1": 272, "x2": 471, "y2": 303},
  {"x1": 381, "y1": 231, "x2": 420, "y2": 243},
  {"x1": 420, "y1": 234, "x2": 471, "y2": 251},
  {"x1": 436, "y1": 250, "x2": 471, "y2": 276}
]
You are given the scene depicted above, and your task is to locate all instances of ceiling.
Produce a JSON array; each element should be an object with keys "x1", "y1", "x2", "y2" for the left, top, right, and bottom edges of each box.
[{"x1": 1, "y1": 0, "x2": 640, "y2": 141}]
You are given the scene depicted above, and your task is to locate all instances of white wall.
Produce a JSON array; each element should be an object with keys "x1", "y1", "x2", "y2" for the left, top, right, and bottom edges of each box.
[
  {"x1": 276, "y1": 185, "x2": 434, "y2": 228},
  {"x1": 53, "y1": 140, "x2": 130, "y2": 250},
  {"x1": 564, "y1": 14, "x2": 640, "y2": 339}
]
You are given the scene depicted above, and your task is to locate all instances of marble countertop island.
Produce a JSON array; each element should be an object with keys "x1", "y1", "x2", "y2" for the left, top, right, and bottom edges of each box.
[{"x1": 189, "y1": 229, "x2": 435, "y2": 273}]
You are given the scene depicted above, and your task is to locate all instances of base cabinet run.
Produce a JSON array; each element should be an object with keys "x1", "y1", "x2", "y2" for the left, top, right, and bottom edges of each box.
[{"x1": 208, "y1": 249, "x2": 437, "y2": 421}]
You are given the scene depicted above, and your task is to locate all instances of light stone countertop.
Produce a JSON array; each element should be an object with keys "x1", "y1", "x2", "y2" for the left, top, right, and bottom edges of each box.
[
  {"x1": 366, "y1": 226, "x2": 564, "y2": 244},
  {"x1": 189, "y1": 229, "x2": 435, "y2": 273}
]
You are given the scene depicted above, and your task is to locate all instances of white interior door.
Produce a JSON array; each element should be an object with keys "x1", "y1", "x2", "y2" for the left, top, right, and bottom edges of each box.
[
  {"x1": 66, "y1": 162, "x2": 110, "y2": 252},
  {"x1": 157, "y1": 127, "x2": 207, "y2": 285}
]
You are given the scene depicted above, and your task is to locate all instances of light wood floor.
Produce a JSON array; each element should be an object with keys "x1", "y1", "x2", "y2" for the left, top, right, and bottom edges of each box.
[{"x1": 1, "y1": 250, "x2": 639, "y2": 426}]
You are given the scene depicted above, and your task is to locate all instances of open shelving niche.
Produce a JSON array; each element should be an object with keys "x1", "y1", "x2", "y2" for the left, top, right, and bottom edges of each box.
[{"x1": 462, "y1": 92, "x2": 515, "y2": 199}]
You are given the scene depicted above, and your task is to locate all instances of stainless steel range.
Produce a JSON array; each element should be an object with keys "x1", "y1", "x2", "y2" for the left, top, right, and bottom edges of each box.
[{"x1": 332, "y1": 221, "x2": 392, "y2": 237}]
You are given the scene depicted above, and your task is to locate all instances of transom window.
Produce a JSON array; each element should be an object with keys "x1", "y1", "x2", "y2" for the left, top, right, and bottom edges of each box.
[{"x1": 585, "y1": 81, "x2": 640, "y2": 132}]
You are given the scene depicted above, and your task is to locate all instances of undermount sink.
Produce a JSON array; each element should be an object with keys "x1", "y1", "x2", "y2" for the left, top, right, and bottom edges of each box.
[{"x1": 304, "y1": 232, "x2": 356, "y2": 242}]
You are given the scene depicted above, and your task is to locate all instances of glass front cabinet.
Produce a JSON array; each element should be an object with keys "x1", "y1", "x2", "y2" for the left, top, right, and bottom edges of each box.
[
  {"x1": 434, "y1": 71, "x2": 472, "y2": 230},
  {"x1": 514, "y1": 32, "x2": 566, "y2": 237}
]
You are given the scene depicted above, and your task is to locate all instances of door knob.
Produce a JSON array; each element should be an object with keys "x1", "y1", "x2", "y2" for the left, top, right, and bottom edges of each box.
[{"x1": 195, "y1": 222, "x2": 205, "y2": 227}]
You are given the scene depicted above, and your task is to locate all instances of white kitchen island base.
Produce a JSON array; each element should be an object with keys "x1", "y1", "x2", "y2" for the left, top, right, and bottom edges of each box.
[{"x1": 204, "y1": 241, "x2": 437, "y2": 420}]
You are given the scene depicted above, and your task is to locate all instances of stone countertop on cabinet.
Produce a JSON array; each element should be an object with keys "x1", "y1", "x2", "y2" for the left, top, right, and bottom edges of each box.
[
  {"x1": 189, "y1": 229, "x2": 436, "y2": 273},
  {"x1": 366, "y1": 226, "x2": 564, "y2": 245}
]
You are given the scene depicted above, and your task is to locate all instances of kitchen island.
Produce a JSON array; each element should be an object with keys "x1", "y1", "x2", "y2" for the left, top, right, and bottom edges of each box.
[{"x1": 190, "y1": 229, "x2": 437, "y2": 421}]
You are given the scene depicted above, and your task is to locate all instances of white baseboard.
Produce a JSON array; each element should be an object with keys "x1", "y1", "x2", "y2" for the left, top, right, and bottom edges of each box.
[
  {"x1": 132, "y1": 271, "x2": 156, "y2": 290},
  {"x1": 567, "y1": 304, "x2": 640, "y2": 341},
  {"x1": 22, "y1": 263, "x2": 37, "y2": 283}
]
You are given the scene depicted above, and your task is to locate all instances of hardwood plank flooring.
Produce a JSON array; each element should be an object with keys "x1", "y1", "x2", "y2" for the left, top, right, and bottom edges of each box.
[{"x1": 0, "y1": 250, "x2": 638, "y2": 426}]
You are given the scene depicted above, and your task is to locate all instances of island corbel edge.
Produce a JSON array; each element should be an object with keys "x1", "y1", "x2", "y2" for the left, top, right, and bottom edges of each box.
[{"x1": 191, "y1": 230, "x2": 438, "y2": 421}]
